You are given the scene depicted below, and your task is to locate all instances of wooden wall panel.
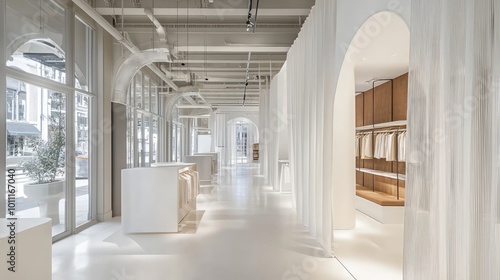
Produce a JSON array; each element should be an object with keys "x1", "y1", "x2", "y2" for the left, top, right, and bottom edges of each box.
[
  {"x1": 356, "y1": 170, "x2": 364, "y2": 185},
  {"x1": 374, "y1": 176, "x2": 397, "y2": 195},
  {"x1": 374, "y1": 176, "x2": 405, "y2": 199},
  {"x1": 393, "y1": 73, "x2": 408, "y2": 121},
  {"x1": 363, "y1": 173, "x2": 374, "y2": 189},
  {"x1": 374, "y1": 81, "x2": 393, "y2": 124},
  {"x1": 374, "y1": 158, "x2": 392, "y2": 172},
  {"x1": 391, "y1": 162, "x2": 406, "y2": 175},
  {"x1": 356, "y1": 94, "x2": 364, "y2": 127},
  {"x1": 363, "y1": 89, "x2": 373, "y2": 125},
  {"x1": 399, "y1": 180, "x2": 406, "y2": 199},
  {"x1": 355, "y1": 73, "x2": 408, "y2": 203}
]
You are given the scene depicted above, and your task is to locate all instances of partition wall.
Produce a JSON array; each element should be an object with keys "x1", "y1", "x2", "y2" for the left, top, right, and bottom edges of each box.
[
  {"x1": 2, "y1": 0, "x2": 500, "y2": 278},
  {"x1": 263, "y1": 0, "x2": 500, "y2": 278}
]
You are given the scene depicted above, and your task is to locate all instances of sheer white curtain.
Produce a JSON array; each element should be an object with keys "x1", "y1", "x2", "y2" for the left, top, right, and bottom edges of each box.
[
  {"x1": 404, "y1": 0, "x2": 500, "y2": 279},
  {"x1": 285, "y1": 0, "x2": 337, "y2": 256}
]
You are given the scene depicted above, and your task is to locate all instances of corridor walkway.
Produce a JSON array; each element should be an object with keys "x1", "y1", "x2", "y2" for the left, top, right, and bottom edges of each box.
[{"x1": 52, "y1": 165, "x2": 356, "y2": 280}]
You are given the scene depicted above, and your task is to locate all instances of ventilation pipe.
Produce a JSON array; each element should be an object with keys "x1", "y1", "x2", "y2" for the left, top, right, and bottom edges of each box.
[
  {"x1": 144, "y1": 8, "x2": 167, "y2": 44},
  {"x1": 72, "y1": 0, "x2": 178, "y2": 91}
]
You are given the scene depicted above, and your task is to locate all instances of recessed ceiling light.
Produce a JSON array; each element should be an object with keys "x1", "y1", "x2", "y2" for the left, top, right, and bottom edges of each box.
[
  {"x1": 390, "y1": 53, "x2": 397, "y2": 57},
  {"x1": 361, "y1": 57, "x2": 367, "y2": 61}
]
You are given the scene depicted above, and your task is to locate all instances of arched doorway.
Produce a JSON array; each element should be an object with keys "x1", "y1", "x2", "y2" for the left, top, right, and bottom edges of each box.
[
  {"x1": 332, "y1": 10, "x2": 409, "y2": 280},
  {"x1": 226, "y1": 118, "x2": 259, "y2": 166}
]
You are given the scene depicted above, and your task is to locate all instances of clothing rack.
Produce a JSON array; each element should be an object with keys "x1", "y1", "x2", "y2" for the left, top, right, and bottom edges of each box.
[
  {"x1": 357, "y1": 128, "x2": 406, "y2": 135},
  {"x1": 356, "y1": 79, "x2": 406, "y2": 201}
]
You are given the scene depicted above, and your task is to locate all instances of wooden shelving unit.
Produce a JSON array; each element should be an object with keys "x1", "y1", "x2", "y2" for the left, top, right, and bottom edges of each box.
[
  {"x1": 253, "y1": 143, "x2": 259, "y2": 160},
  {"x1": 355, "y1": 73, "x2": 408, "y2": 206}
]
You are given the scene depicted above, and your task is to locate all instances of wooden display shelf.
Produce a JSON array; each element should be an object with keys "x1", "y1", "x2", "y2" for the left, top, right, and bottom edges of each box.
[
  {"x1": 356, "y1": 184, "x2": 404, "y2": 206},
  {"x1": 357, "y1": 168, "x2": 406, "y2": 181}
]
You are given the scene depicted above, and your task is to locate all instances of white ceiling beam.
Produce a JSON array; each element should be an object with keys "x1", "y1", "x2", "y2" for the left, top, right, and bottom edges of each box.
[
  {"x1": 204, "y1": 97, "x2": 259, "y2": 100},
  {"x1": 96, "y1": 8, "x2": 311, "y2": 17},
  {"x1": 172, "y1": 77, "x2": 262, "y2": 82},
  {"x1": 176, "y1": 105, "x2": 212, "y2": 109},
  {"x1": 201, "y1": 88, "x2": 260, "y2": 91},
  {"x1": 170, "y1": 59, "x2": 285, "y2": 64},
  {"x1": 178, "y1": 115, "x2": 211, "y2": 119},
  {"x1": 174, "y1": 46, "x2": 289, "y2": 53},
  {"x1": 175, "y1": 72, "x2": 267, "y2": 76},
  {"x1": 200, "y1": 91, "x2": 259, "y2": 95},
  {"x1": 171, "y1": 67, "x2": 281, "y2": 71}
]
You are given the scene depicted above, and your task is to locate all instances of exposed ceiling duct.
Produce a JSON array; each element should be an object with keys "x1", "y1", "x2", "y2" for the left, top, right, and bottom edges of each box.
[
  {"x1": 144, "y1": 8, "x2": 167, "y2": 44},
  {"x1": 72, "y1": 0, "x2": 178, "y2": 92}
]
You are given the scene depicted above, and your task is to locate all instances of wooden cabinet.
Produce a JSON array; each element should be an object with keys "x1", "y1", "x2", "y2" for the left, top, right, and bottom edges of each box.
[{"x1": 253, "y1": 143, "x2": 259, "y2": 160}]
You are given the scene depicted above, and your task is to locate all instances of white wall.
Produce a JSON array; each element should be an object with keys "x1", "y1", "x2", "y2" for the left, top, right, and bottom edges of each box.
[{"x1": 332, "y1": 60, "x2": 356, "y2": 230}]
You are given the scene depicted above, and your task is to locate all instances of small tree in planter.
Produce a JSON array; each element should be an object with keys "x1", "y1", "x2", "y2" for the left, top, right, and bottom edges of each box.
[{"x1": 22, "y1": 92, "x2": 66, "y2": 224}]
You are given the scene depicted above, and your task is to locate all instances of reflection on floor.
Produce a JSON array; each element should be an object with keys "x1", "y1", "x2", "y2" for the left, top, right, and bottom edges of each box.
[{"x1": 52, "y1": 165, "x2": 403, "y2": 280}]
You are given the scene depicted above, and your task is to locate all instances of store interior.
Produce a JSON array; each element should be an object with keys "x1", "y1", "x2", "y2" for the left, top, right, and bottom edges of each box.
[{"x1": 2, "y1": 0, "x2": 500, "y2": 280}]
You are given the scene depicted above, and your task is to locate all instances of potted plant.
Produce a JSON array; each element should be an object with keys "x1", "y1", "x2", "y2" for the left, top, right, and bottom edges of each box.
[{"x1": 22, "y1": 92, "x2": 66, "y2": 225}]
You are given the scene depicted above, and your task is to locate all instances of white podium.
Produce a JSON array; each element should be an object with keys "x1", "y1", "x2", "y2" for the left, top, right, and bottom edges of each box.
[
  {"x1": 0, "y1": 218, "x2": 52, "y2": 280},
  {"x1": 184, "y1": 155, "x2": 213, "y2": 184},
  {"x1": 121, "y1": 163, "x2": 199, "y2": 233},
  {"x1": 195, "y1": 152, "x2": 220, "y2": 175}
]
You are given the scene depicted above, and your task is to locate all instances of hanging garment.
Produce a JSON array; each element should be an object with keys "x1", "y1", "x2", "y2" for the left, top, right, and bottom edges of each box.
[
  {"x1": 355, "y1": 136, "x2": 360, "y2": 158},
  {"x1": 385, "y1": 133, "x2": 397, "y2": 161},
  {"x1": 361, "y1": 133, "x2": 373, "y2": 159},
  {"x1": 398, "y1": 132, "x2": 406, "y2": 162},
  {"x1": 374, "y1": 133, "x2": 387, "y2": 159}
]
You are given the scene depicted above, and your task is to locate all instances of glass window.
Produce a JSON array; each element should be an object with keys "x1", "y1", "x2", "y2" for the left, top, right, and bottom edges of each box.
[
  {"x1": 126, "y1": 107, "x2": 135, "y2": 168},
  {"x1": 144, "y1": 76, "x2": 150, "y2": 112},
  {"x1": 137, "y1": 112, "x2": 143, "y2": 166},
  {"x1": 6, "y1": 0, "x2": 66, "y2": 84},
  {"x1": 135, "y1": 73, "x2": 142, "y2": 109},
  {"x1": 5, "y1": 78, "x2": 67, "y2": 236},
  {"x1": 144, "y1": 115, "x2": 151, "y2": 167},
  {"x1": 75, "y1": 18, "x2": 94, "y2": 92},
  {"x1": 75, "y1": 93, "x2": 92, "y2": 226},
  {"x1": 151, "y1": 82, "x2": 158, "y2": 114},
  {"x1": 152, "y1": 118, "x2": 158, "y2": 163}
]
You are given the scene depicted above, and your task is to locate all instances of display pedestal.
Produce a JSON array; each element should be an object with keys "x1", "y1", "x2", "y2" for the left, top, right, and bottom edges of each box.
[
  {"x1": 196, "y1": 152, "x2": 220, "y2": 175},
  {"x1": 184, "y1": 155, "x2": 213, "y2": 184},
  {"x1": 355, "y1": 196, "x2": 404, "y2": 224},
  {"x1": 122, "y1": 163, "x2": 199, "y2": 233},
  {"x1": 0, "y1": 218, "x2": 52, "y2": 280}
]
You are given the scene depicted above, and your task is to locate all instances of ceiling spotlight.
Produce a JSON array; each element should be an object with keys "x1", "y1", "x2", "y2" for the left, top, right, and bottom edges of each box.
[
  {"x1": 245, "y1": 0, "x2": 259, "y2": 33},
  {"x1": 246, "y1": 20, "x2": 254, "y2": 32}
]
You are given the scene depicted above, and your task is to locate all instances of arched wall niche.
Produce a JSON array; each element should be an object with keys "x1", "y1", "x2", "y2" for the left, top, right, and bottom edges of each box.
[{"x1": 332, "y1": 11, "x2": 410, "y2": 230}]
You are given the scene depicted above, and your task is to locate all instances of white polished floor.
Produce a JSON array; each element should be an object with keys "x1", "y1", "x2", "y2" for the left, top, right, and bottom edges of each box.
[{"x1": 52, "y1": 165, "x2": 403, "y2": 280}]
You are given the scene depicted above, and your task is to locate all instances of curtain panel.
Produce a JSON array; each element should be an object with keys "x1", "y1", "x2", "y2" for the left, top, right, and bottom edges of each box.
[
  {"x1": 404, "y1": 0, "x2": 500, "y2": 279},
  {"x1": 285, "y1": 0, "x2": 337, "y2": 256}
]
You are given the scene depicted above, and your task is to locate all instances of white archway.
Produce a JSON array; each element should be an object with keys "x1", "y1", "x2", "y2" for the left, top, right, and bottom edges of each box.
[
  {"x1": 224, "y1": 117, "x2": 259, "y2": 166},
  {"x1": 333, "y1": 11, "x2": 410, "y2": 229}
]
